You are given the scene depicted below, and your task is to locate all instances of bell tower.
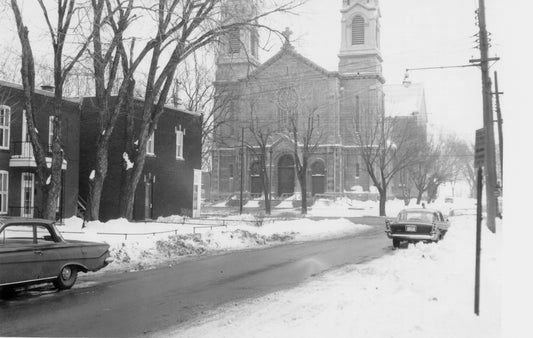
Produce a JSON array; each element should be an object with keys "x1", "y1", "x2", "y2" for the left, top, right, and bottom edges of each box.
[
  {"x1": 215, "y1": 0, "x2": 260, "y2": 82},
  {"x1": 338, "y1": 0, "x2": 382, "y2": 76}
]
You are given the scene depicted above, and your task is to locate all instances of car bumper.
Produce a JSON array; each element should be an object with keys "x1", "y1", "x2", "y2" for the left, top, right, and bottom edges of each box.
[{"x1": 385, "y1": 231, "x2": 439, "y2": 241}]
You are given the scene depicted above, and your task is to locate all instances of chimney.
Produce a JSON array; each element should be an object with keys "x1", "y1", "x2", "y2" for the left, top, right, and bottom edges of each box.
[{"x1": 40, "y1": 85, "x2": 55, "y2": 92}]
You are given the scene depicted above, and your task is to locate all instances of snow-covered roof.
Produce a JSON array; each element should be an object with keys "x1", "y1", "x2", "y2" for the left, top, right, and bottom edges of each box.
[{"x1": 383, "y1": 83, "x2": 427, "y2": 123}]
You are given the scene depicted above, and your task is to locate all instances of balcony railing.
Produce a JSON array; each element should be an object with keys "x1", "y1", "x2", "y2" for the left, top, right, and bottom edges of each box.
[{"x1": 10, "y1": 141, "x2": 52, "y2": 158}]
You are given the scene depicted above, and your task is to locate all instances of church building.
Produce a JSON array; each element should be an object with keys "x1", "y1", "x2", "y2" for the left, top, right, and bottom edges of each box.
[{"x1": 210, "y1": 0, "x2": 385, "y2": 199}]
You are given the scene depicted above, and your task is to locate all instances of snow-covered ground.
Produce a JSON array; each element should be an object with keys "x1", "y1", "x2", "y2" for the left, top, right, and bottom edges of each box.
[
  {"x1": 159, "y1": 214, "x2": 501, "y2": 338},
  {"x1": 60, "y1": 197, "x2": 467, "y2": 273},
  {"x1": 59, "y1": 197, "x2": 503, "y2": 337},
  {"x1": 60, "y1": 212, "x2": 371, "y2": 273}
]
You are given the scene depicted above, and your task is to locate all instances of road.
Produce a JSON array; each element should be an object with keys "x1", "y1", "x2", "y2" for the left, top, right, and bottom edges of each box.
[{"x1": 0, "y1": 216, "x2": 391, "y2": 337}]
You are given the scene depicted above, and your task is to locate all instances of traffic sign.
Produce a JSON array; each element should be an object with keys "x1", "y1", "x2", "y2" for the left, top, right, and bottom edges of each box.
[{"x1": 474, "y1": 129, "x2": 485, "y2": 168}]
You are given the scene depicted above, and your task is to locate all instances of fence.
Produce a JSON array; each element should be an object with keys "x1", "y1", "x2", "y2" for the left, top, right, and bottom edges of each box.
[{"x1": 56, "y1": 216, "x2": 299, "y2": 241}]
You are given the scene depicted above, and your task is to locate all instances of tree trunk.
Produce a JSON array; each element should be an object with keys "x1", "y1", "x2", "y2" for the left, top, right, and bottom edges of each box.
[
  {"x1": 416, "y1": 189, "x2": 423, "y2": 205},
  {"x1": 119, "y1": 168, "x2": 137, "y2": 220},
  {"x1": 119, "y1": 148, "x2": 147, "y2": 220},
  {"x1": 264, "y1": 190, "x2": 271, "y2": 215},
  {"x1": 379, "y1": 190, "x2": 387, "y2": 216},
  {"x1": 86, "y1": 140, "x2": 109, "y2": 221}
]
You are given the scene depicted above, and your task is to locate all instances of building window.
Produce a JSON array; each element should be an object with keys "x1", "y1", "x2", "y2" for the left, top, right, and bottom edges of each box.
[
  {"x1": 251, "y1": 32, "x2": 258, "y2": 58},
  {"x1": 355, "y1": 163, "x2": 360, "y2": 178},
  {"x1": 175, "y1": 130, "x2": 184, "y2": 159},
  {"x1": 0, "y1": 171, "x2": 8, "y2": 214},
  {"x1": 147, "y1": 132, "x2": 155, "y2": 155},
  {"x1": 352, "y1": 15, "x2": 365, "y2": 45},
  {"x1": 48, "y1": 116, "x2": 54, "y2": 152},
  {"x1": 229, "y1": 164, "x2": 234, "y2": 178},
  {"x1": 276, "y1": 87, "x2": 298, "y2": 128},
  {"x1": 355, "y1": 95, "x2": 360, "y2": 132},
  {"x1": 0, "y1": 105, "x2": 10, "y2": 150},
  {"x1": 229, "y1": 28, "x2": 240, "y2": 54}
]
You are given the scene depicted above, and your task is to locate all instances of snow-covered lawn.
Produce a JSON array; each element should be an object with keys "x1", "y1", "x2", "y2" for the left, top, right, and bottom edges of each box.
[{"x1": 158, "y1": 214, "x2": 501, "y2": 338}]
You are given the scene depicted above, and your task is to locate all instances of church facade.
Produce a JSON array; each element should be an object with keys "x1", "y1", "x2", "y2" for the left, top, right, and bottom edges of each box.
[{"x1": 210, "y1": 0, "x2": 385, "y2": 200}]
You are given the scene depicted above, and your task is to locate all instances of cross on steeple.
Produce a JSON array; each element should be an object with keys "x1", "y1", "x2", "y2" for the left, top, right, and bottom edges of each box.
[{"x1": 282, "y1": 27, "x2": 293, "y2": 45}]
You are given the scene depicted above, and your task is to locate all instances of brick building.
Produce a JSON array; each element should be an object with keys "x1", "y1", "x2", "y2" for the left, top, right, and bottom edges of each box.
[
  {"x1": 0, "y1": 80, "x2": 80, "y2": 219},
  {"x1": 79, "y1": 98, "x2": 202, "y2": 221},
  {"x1": 210, "y1": 0, "x2": 384, "y2": 199}
]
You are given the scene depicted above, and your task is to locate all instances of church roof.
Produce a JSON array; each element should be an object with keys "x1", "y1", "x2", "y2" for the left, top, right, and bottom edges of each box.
[
  {"x1": 246, "y1": 44, "x2": 338, "y2": 80},
  {"x1": 383, "y1": 83, "x2": 427, "y2": 122}
]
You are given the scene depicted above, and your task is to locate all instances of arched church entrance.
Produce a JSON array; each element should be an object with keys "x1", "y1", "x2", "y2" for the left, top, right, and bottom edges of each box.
[
  {"x1": 310, "y1": 160, "x2": 326, "y2": 196},
  {"x1": 278, "y1": 154, "x2": 295, "y2": 197},
  {"x1": 250, "y1": 161, "x2": 262, "y2": 196}
]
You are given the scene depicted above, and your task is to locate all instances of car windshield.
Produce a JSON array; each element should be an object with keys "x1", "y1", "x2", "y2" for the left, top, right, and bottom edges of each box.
[{"x1": 398, "y1": 211, "x2": 435, "y2": 223}]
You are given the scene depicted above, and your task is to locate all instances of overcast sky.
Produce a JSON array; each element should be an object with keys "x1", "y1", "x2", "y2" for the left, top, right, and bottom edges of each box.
[
  {"x1": 259, "y1": 0, "x2": 509, "y2": 142},
  {"x1": 0, "y1": 0, "x2": 517, "y2": 143}
]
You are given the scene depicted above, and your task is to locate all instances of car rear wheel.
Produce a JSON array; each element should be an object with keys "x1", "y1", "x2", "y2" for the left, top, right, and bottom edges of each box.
[
  {"x1": 54, "y1": 265, "x2": 78, "y2": 290},
  {"x1": 392, "y1": 239, "x2": 401, "y2": 248}
]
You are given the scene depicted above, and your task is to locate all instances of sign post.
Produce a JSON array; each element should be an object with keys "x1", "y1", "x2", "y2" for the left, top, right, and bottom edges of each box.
[{"x1": 474, "y1": 128, "x2": 484, "y2": 315}]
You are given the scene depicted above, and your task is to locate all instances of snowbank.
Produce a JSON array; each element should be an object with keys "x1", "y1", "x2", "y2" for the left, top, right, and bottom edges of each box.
[
  {"x1": 162, "y1": 215, "x2": 501, "y2": 338},
  {"x1": 59, "y1": 216, "x2": 370, "y2": 272}
]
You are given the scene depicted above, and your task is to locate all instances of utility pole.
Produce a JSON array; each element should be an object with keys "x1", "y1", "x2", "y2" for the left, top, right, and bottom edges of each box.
[
  {"x1": 476, "y1": 0, "x2": 499, "y2": 232},
  {"x1": 493, "y1": 71, "x2": 503, "y2": 189},
  {"x1": 239, "y1": 127, "x2": 244, "y2": 215}
]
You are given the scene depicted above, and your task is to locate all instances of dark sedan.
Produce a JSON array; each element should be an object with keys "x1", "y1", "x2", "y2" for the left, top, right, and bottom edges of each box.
[
  {"x1": 385, "y1": 208, "x2": 450, "y2": 248},
  {"x1": 0, "y1": 218, "x2": 113, "y2": 291}
]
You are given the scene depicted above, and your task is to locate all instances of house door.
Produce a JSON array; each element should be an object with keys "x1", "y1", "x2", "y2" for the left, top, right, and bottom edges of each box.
[
  {"x1": 278, "y1": 154, "x2": 295, "y2": 197},
  {"x1": 311, "y1": 160, "x2": 326, "y2": 196},
  {"x1": 21, "y1": 172, "x2": 35, "y2": 217},
  {"x1": 144, "y1": 181, "x2": 153, "y2": 220}
]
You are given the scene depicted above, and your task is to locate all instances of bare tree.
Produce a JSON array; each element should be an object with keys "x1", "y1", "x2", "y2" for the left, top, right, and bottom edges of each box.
[
  {"x1": 357, "y1": 115, "x2": 423, "y2": 216},
  {"x1": 425, "y1": 134, "x2": 472, "y2": 202},
  {"x1": 245, "y1": 101, "x2": 277, "y2": 214},
  {"x1": 117, "y1": 0, "x2": 306, "y2": 220},
  {"x1": 409, "y1": 139, "x2": 440, "y2": 204},
  {"x1": 171, "y1": 53, "x2": 234, "y2": 169},
  {"x1": 11, "y1": 0, "x2": 91, "y2": 219},
  {"x1": 286, "y1": 97, "x2": 323, "y2": 215},
  {"x1": 84, "y1": 0, "x2": 137, "y2": 221}
]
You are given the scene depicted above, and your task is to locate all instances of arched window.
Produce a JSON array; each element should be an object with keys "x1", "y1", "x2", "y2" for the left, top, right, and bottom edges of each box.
[
  {"x1": 310, "y1": 161, "x2": 325, "y2": 176},
  {"x1": 352, "y1": 15, "x2": 365, "y2": 45}
]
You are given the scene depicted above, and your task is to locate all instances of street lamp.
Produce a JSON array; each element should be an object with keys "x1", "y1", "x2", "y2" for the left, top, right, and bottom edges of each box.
[{"x1": 402, "y1": 63, "x2": 481, "y2": 88}]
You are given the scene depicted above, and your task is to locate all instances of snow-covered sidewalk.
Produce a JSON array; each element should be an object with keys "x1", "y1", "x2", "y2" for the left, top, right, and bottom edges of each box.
[{"x1": 158, "y1": 215, "x2": 501, "y2": 338}]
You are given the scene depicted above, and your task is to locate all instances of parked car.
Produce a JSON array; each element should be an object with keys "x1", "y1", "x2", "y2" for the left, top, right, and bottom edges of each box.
[
  {"x1": 0, "y1": 218, "x2": 113, "y2": 292},
  {"x1": 385, "y1": 208, "x2": 450, "y2": 248}
]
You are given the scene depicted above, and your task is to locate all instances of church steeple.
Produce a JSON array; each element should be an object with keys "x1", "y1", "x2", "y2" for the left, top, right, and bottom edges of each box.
[
  {"x1": 338, "y1": 0, "x2": 382, "y2": 75},
  {"x1": 215, "y1": 0, "x2": 260, "y2": 82}
]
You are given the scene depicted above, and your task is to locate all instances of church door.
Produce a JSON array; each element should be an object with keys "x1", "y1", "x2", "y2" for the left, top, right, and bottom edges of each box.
[
  {"x1": 278, "y1": 154, "x2": 295, "y2": 197},
  {"x1": 311, "y1": 160, "x2": 326, "y2": 196}
]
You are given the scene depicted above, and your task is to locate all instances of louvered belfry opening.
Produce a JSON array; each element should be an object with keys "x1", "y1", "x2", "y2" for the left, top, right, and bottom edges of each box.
[{"x1": 351, "y1": 15, "x2": 365, "y2": 45}]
